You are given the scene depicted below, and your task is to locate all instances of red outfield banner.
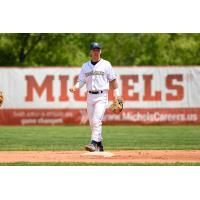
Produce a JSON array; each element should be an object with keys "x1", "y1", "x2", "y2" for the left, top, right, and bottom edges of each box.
[
  {"x1": 0, "y1": 108, "x2": 199, "y2": 125},
  {"x1": 0, "y1": 67, "x2": 200, "y2": 125}
]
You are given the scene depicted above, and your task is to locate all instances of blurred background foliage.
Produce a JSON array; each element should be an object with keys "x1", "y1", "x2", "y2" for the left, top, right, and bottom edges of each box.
[{"x1": 0, "y1": 33, "x2": 200, "y2": 67}]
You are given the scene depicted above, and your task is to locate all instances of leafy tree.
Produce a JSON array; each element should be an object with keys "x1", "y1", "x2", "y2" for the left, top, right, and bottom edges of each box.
[{"x1": 0, "y1": 33, "x2": 200, "y2": 67}]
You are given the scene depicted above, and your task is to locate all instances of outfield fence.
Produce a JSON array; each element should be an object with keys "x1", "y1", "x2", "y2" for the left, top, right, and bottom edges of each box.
[{"x1": 0, "y1": 66, "x2": 200, "y2": 125}]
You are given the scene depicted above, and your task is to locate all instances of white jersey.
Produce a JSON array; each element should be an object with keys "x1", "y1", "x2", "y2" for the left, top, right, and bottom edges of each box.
[{"x1": 78, "y1": 58, "x2": 117, "y2": 91}]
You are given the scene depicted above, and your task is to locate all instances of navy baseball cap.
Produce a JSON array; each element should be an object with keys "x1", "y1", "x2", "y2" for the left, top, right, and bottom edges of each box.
[{"x1": 90, "y1": 42, "x2": 101, "y2": 50}]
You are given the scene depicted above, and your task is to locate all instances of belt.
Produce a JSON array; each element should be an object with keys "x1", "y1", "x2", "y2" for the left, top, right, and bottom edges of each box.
[{"x1": 89, "y1": 90, "x2": 103, "y2": 94}]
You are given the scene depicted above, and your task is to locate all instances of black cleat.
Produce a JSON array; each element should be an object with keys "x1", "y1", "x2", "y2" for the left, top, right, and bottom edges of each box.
[
  {"x1": 97, "y1": 141, "x2": 104, "y2": 152},
  {"x1": 98, "y1": 146, "x2": 104, "y2": 152}
]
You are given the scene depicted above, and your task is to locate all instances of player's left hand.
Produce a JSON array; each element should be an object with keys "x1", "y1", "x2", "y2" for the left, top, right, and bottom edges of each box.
[
  {"x1": 110, "y1": 96, "x2": 123, "y2": 114},
  {"x1": 0, "y1": 91, "x2": 4, "y2": 107}
]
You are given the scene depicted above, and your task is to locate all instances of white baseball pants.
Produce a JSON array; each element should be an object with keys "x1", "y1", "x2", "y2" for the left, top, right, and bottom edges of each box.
[{"x1": 87, "y1": 91, "x2": 108, "y2": 142}]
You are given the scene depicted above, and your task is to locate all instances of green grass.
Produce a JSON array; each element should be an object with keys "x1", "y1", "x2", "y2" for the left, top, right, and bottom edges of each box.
[{"x1": 0, "y1": 125, "x2": 200, "y2": 150}]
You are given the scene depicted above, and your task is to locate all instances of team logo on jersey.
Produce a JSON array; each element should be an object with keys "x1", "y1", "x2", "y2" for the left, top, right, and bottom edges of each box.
[{"x1": 85, "y1": 71, "x2": 104, "y2": 77}]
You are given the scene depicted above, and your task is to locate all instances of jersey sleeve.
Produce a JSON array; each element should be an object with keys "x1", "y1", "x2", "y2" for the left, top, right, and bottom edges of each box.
[
  {"x1": 78, "y1": 65, "x2": 86, "y2": 84},
  {"x1": 107, "y1": 62, "x2": 117, "y2": 81}
]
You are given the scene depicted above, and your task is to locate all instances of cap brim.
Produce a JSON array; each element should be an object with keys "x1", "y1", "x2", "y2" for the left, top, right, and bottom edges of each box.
[{"x1": 91, "y1": 47, "x2": 101, "y2": 50}]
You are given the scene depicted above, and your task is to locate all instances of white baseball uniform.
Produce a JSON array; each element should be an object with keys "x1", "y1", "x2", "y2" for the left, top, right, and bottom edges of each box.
[{"x1": 78, "y1": 58, "x2": 117, "y2": 142}]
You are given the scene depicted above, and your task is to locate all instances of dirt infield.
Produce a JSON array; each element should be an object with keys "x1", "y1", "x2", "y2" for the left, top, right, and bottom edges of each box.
[{"x1": 0, "y1": 150, "x2": 200, "y2": 163}]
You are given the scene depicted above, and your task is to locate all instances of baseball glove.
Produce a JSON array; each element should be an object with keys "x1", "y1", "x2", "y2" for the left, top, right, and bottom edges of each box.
[
  {"x1": 0, "y1": 92, "x2": 4, "y2": 107},
  {"x1": 110, "y1": 97, "x2": 123, "y2": 114}
]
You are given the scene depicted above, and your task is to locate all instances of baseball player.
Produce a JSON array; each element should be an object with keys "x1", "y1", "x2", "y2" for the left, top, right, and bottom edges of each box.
[{"x1": 69, "y1": 42, "x2": 121, "y2": 152}]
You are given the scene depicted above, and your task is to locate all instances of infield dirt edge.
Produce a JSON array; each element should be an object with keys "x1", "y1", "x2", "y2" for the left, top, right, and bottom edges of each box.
[{"x1": 0, "y1": 150, "x2": 200, "y2": 164}]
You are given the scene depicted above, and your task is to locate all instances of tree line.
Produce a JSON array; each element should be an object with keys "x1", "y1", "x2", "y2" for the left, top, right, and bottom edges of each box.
[{"x1": 0, "y1": 33, "x2": 200, "y2": 67}]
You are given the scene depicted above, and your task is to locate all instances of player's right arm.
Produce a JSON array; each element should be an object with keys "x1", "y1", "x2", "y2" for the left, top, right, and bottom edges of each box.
[
  {"x1": 69, "y1": 81, "x2": 85, "y2": 93},
  {"x1": 69, "y1": 65, "x2": 86, "y2": 93}
]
